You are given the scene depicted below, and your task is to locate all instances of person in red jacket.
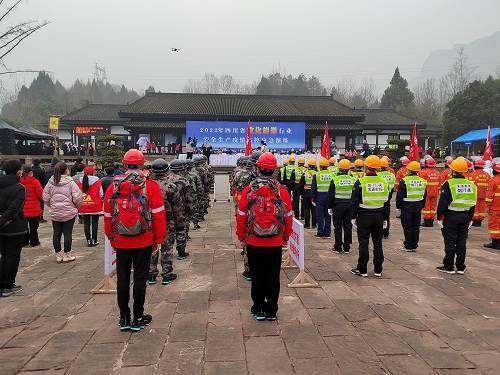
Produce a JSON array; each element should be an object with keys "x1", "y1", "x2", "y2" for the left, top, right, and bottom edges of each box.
[
  {"x1": 21, "y1": 165, "x2": 43, "y2": 247},
  {"x1": 236, "y1": 152, "x2": 293, "y2": 321},
  {"x1": 76, "y1": 166, "x2": 103, "y2": 247},
  {"x1": 469, "y1": 159, "x2": 491, "y2": 227},
  {"x1": 439, "y1": 157, "x2": 453, "y2": 188},
  {"x1": 419, "y1": 157, "x2": 440, "y2": 227},
  {"x1": 103, "y1": 149, "x2": 166, "y2": 332}
]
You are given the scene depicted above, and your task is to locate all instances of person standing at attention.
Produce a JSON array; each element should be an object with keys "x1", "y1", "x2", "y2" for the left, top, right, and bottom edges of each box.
[{"x1": 20, "y1": 165, "x2": 43, "y2": 247}]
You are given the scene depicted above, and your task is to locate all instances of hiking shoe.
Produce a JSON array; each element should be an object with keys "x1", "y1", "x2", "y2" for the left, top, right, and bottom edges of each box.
[
  {"x1": 242, "y1": 271, "x2": 252, "y2": 281},
  {"x1": 254, "y1": 310, "x2": 266, "y2": 321},
  {"x1": 343, "y1": 247, "x2": 350, "y2": 254},
  {"x1": 332, "y1": 248, "x2": 343, "y2": 254},
  {"x1": 148, "y1": 275, "x2": 157, "y2": 285},
  {"x1": 177, "y1": 252, "x2": 190, "y2": 260},
  {"x1": 86, "y1": 240, "x2": 93, "y2": 247},
  {"x1": 266, "y1": 313, "x2": 277, "y2": 321},
  {"x1": 55, "y1": 252, "x2": 64, "y2": 263},
  {"x1": 11, "y1": 284, "x2": 22, "y2": 294},
  {"x1": 374, "y1": 272, "x2": 383, "y2": 277},
  {"x1": 119, "y1": 315, "x2": 131, "y2": 331},
  {"x1": 0, "y1": 288, "x2": 14, "y2": 297},
  {"x1": 351, "y1": 268, "x2": 368, "y2": 277},
  {"x1": 62, "y1": 252, "x2": 76, "y2": 263},
  {"x1": 436, "y1": 266, "x2": 455, "y2": 274},
  {"x1": 250, "y1": 306, "x2": 260, "y2": 317},
  {"x1": 456, "y1": 269, "x2": 466, "y2": 275},
  {"x1": 138, "y1": 314, "x2": 153, "y2": 326},
  {"x1": 162, "y1": 273, "x2": 177, "y2": 285},
  {"x1": 130, "y1": 314, "x2": 153, "y2": 332},
  {"x1": 93, "y1": 239, "x2": 100, "y2": 247}
]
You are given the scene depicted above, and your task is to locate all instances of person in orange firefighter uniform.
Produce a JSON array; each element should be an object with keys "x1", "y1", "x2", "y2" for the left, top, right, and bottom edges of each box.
[
  {"x1": 418, "y1": 157, "x2": 440, "y2": 227},
  {"x1": 468, "y1": 159, "x2": 491, "y2": 227},
  {"x1": 484, "y1": 163, "x2": 500, "y2": 249},
  {"x1": 439, "y1": 157, "x2": 453, "y2": 188},
  {"x1": 394, "y1": 156, "x2": 409, "y2": 192}
]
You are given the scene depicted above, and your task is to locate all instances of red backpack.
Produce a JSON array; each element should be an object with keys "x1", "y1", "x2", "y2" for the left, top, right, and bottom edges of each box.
[
  {"x1": 246, "y1": 179, "x2": 286, "y2": 238},
  {"x1": 109, "y1": 176, "x2": 152, "y2": 238}
]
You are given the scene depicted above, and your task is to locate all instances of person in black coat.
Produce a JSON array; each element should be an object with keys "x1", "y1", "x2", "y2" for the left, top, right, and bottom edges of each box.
[
  {"x1": 31, "y1": 159, "x2": 47, "y2": 187},
  {"x1": 0, "y1": 159, "x2": 27, "y2": 297},
  {"x1": 45, "y1": 157, "x2": 60, "y2": 182},
  {"x1": 100, "y1": 166, "x2": 115, "y2": 195},
  {"x1": 71, "y1": 156, "x2": 85, "y2": 177}
]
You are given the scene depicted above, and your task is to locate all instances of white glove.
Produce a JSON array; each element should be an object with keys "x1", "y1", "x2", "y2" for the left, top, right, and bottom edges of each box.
[
  {"x1": 328, "y1": 209, "x2": 333, "y2": 215},
  {"x1": 468, "y1": 221, "x2": 473, "y2": 230},
  {"x1": 351, "y1": 219, "x2": 357, "y2": 228},
  {"x1": 437, "y1": 220, "x2": 443, "y2": 228},
  {"x1": 383, "y1": 220, "x2": 388, "y2": 229}
]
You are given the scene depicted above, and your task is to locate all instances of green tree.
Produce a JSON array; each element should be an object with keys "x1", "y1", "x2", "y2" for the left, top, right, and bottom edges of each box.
[
  {"x1": 96, "y1": 135, "x2": 124, "y2": 167},
  {"x1": 380, "y1": 67, "x2": 415, "y2": 111}
]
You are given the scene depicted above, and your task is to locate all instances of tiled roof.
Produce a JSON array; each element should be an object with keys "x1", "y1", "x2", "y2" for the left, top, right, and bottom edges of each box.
[
  {"x1": 354, "y1": 108, "x2": 417, "y2": 126},
  {"x1": 61, "y1": 104, "x2": 126, "y2": 123},
  {"x1": 121, "y1": 93, "x2": 362, "y2": 120}
]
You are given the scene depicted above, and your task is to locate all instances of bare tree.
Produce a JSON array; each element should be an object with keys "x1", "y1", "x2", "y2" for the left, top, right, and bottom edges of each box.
[
  {"x1": 440, "y1": 47, "x2": 477, "y2": 102},
  {"x1": 413, "y1": 78, "x2": 443, "y2": 124},
  {"x1": 0, "y1": 0, "x2": 48, "y2": 72},
  {"x1": 330, "y1": 78, "x2": 378, "y2": 108}
]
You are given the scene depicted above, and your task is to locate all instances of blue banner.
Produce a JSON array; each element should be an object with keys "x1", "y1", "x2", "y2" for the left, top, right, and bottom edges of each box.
[{"x1": 186, "y1": 121, "x2": 305, "y2": 151}]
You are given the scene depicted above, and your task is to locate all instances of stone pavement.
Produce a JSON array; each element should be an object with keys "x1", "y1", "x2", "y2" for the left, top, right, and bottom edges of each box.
[{"x1": 2, "y1": 198, "x2": 500, "y2": 374}]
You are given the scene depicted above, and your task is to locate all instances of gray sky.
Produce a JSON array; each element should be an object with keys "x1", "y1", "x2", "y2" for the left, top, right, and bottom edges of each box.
[{"x1": 5, "y1": 0, "x2": 500, "y2": 93}]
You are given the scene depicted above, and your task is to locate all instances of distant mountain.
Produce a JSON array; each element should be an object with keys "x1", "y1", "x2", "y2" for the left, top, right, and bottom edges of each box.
[{"x1": 413, "y1": 31, "x2": 500, "y2": 85}]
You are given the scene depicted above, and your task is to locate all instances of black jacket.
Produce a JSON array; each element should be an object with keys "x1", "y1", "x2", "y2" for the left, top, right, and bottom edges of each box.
[
  {"x1": 100, "y1": 174, "x2": 114, "y2": 195},
  {"x1": 0, "y1": 174, "x2": 27, "y2": 236},
  {"x1": 71, "y1": 161, "x2": 85, "y2": 177},
  {"x1": 32, "y1": 165, "x2": 47, "y2": 187}
]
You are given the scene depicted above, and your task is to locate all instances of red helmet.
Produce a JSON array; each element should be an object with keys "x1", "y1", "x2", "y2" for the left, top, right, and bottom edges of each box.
[
  {"x1": 467, "y1": 160, "x2": 474, "y2": 170},
  {"x1": 425, "y1": 157, "x2": 436, "y2": 167},
  {"x1": 123, "y1": 149, "x2": 145, "y2": 165},
  {"x1": 494, "y1": 163, "x2": 500, "y2": 173},
  {"x1": 400, "y1": 156, "x2": 409, "y2": 166},
  {"x1": 256, "y1": 152, "x2": 278, "y2": 170},
  {"x1": 445, "y1": 157, "x2": 453, "y2": 166},
  {"x1": 474, "y1": 159, "x2": 485, "y2": 168}
]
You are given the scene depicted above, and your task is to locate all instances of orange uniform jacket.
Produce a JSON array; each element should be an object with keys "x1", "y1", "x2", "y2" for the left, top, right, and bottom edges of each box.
[
  {"x1": 469, "y1": 169, "x2": 491, "y2": 221},
  {"x1": 439, "y1": 168, "x2": 452, "y2": 188},
  {"x1": 418, "y1": 167, "x2": 440, "y2": 219},
  {"x1": 486, "y1": 174, "x2": 500, "y2": 239},
  {"x1": 394, "y1": 167, "x2": 407, "y2": 192}
]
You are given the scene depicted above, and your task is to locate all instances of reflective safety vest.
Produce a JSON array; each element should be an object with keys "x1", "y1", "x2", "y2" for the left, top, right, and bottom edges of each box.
[
  {"x1": 316, "y1": 170, "x2": 333, "y2": 192},
  {"x1": 285, "y1": 165, "x2": 294, "y2": 180},
  {"x1": 294, "y1": 166, "x2": 306, "y2": 183},
  {"x1": 333, "y1": 174, "x2": 356, "y2": 199},
  {"x1": 359, "y1": 176, "x2": 389, "y2": 209},
  {"x1": 279, "y1": 166, "x2": 285, "y2": 179},
  {"x1": 350, "y1": 170, "x2": 365, "y2": 180},
  {"x1": 402, "y1": 175, "x2": 427, "y2": 202},
  {"x1": 448, "y1": 178, "x2": 477, "y2": 211},
  {"x1": 328, "y1": 165, "x2": 338, "y2": 176},
  {"x1": 378, "y1": 170, "x2": 396, "y2": 191},
  {"x1": 304, "y1": 169, "x2": 316, "y2": 190}
]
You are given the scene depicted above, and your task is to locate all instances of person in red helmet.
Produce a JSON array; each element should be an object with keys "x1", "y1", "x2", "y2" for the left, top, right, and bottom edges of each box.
[
  {"x1": 419, "y1": 157, "x2": 440, "y2": 227},
  {"x1": 439, "y1": 157, "x2": 453, "y2": 188},
  {"x1": 76, "y1": 165, "x2": 103, "y2": 247},
  {"x1": 469, "y1": 159, "x2": 491, "y2": 227},
  {"x1": 394, "y1": 156, "x2": 409, "y2": 192},
  {"x1": 236, "y1": 152, "x2": 293, "y2": 321},
  {"x1": 103, "y1": 149, "x2": 166, "y2": 332},
  {"x1": 485, "y1": 163, "x2": 500, "y2": 249}
]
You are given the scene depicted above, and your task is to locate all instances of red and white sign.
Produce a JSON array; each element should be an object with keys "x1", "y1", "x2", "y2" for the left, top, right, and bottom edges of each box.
[
  {"x1": 288, "y1": 218, "x2": 305, "y2": 270},
  {"x1": 104, "y1": 236, "x2": 116, "y2": 276}
]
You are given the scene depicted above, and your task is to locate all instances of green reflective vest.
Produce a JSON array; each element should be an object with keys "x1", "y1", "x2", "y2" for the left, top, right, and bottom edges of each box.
[
  {"x1": 304, "y1": 169, "x2": 316, "y2": 190},
  {"x1": 359, "y1": 175, "x2": 389, "y2": 209},
  {"x1": 333, "y1": 174, "x2": 356, "y2": 199},
  {"x1": 328, "y1": 165, "x2": 338, "y2": 176},
  {"x1": 316, "y1": 170, "x2": 333, "y2": 192},
  {"x1": 350, "y1": 170, "x2": 365, "y2": 180},
  {"x1": 285, "y1": 165, "x2": 294, "y2": 180},
  {"x1": 402, "y1": 175, "x2": 427, "y2": 202},
  {"x1": 378, "y1": 170, "x2": 396, "y2": 191},
  {"x1": 294, "y1": 166, "x2": 306, "y2": 183},
  {"x1": 448, "y1": 178, "x2": 477, "y2": 211},
  {"x1": 279, "y1": 166, "x2": 285, "y2": 179}
]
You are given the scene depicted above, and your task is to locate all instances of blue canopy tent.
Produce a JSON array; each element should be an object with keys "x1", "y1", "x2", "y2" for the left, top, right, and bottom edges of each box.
[{"x1": 451, "y1": 127, "x2": 500, "y2": 156}]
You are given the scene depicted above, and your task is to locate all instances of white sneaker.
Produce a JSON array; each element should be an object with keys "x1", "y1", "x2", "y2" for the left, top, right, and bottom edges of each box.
[
  {"x1": 62, "y1": 252, "x2": 76, "y2": 263},
  {"x1": 55, "y1": 252, "x2": 63, "y2": 263},
  {"x1": 374, "y1": 272, "x2": 383, "y2": 277}
]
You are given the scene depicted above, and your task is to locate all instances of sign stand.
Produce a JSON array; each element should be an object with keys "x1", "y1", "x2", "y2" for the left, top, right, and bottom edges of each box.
[
  {"x1": 92, "y1": 274, "x2": 116, "y2": 294},
  {"x1": 92, "y1": 236, "x2": 117, "y2": 294},
  {"x1": 283, "y1": 219, "x2": 319, "y2": 288}
]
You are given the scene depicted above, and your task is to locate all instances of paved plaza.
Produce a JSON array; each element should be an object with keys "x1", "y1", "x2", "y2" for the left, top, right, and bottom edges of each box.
[{"x1": 1, "y1": 195, "x2": 500, "y2": 374}]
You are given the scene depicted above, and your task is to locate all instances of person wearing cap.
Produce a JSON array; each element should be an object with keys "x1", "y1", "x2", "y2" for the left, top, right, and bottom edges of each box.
[
  {"x1": 485, "y1": 163, "x2": 500, "y2": 249},
  {"x1": 377, "y1": 157, "x2": 396, "y2": 238},
  {"x1": 75, "y1": 165, "x2": 103, "y2": 247},
  {"x1": 468, "y1": 159, "x2": 491, "y2": 227},
  {"x1": 436, "y1": 157, "x2": 477, "y2": 274},
  {"x1": 289, "y1": 156, "x2": 306, "y2": 218},
  {"x1": 396, "y1": 161, "x2": 427, "y2": 252},
  {"x1": 236, "y1": 152, "x2": 293, "y2": 321},
  {"x1": 284, "y1": 155, "x2": 296, "y2": 193},
  {"x1": 277, "y1": 159, "x2": 289, "y2": 186},
  {"x1": 395, "y1": 156, "x2": 409, "y2": 192},
  {"x1": 299, "y1": 159, "x2": 317, "y2": 229},
  {"x1": 311, "y1": 157, "x2": 333, "y2": 238},
  {"x1": 328, "y1": 159, "x2": 356, "y2": 253},
  {"x1": 350, "y1": 159, "x2": 365, "y2": 179},
  {"x1": 103, "y1": 149, "x2": 166, "y2": 331},
  {"x1": 418, "y1": 157, "x2": 440, "y2": 227},
  {"x1": 350, "y1": 155, "x2": 390, "y2": 277},
  {"x1": 328, "y1": 157, "x2": 338, "y2": 176},
  {"x1": 439, "y1": 157, "x2": 453, "y2": 188}
]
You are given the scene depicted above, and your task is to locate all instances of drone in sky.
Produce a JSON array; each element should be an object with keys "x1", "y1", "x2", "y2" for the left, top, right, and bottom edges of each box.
[{"x1": 171, "y1": 48, "x2": 181, "y2": 52}]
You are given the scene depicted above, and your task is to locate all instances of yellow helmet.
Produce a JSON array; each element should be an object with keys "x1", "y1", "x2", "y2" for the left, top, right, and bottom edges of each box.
[
  {"x1": 380, "y1": 158, "x2": 389, "y2": 168},
  {"x1": 307, "y1": 159, "x2": 317, "y2": 167},
  {"x1": 289, "y1": 155, "x2": 296, "y2": 162},
  {"x1": 298, "y1": 156, "x2": 305, "y2": 164},
  {"x1": 364, "y1": 155, "x2": 381, "y2": 169},
  {"x1": 449, "y1": 157, "x2": 468, "y2": 173},
  {"x1": 407, "y1": 161, "x2": 421, "y2": 172},
  {"x1": 282, "y1": 159, "x2": 289, "y2": 166},
  {"x1": 354, "y1": 159, "x2": 364, "y2": 168},
  {"x1": 319, "y1": 157, "x2": 329, "y2": 167},
  {"x1": 329, "y1": 157, "x2": 336, "y2": 165},
  {"x1": 338, "y1": 159, "x2": 351, "y2": 170}
]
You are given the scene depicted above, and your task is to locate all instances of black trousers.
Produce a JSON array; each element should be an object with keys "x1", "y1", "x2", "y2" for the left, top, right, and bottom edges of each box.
[
  {"x1": 52, "y1": 217, "x2": 76, "y2": 253},
  {"x1": 442, "y1": 212, "x2": 469, "y2": 271},
  {"x1": 383, "y1": 209, "x2": 390, "y2": 238},
  {"x1": 247, "y1": 245, "x2": 282, "y2": 315},
  {"x1": 0, "y1": 235, "x2": 24, "y2": 289},
  {"x1": 83, "y1": 215, "x2": 99, "y2": 241},
  {"x1": 186, "y1": 152, "x2": 193, "y2": 159},
  {"x1": 333, "y1": 204, "x2": 352, "y2": 250},
  {"x1": 116, "y1": 246, "x2": 152, "y2": 318},
  {"x1": 356, "y1": 212, "x2": 384, "y2": 274},
  {"x1": 24, "y1": 217, "x2": 40, "y2": 246},
  {"x1": 292, "y1": 190, "x2": 301, "y2": 218},
  {"x1": 401, "y1": 208, "x2": 421, "y2": 250},
  {"x1": 303, "y1": 194, "x2": 316, "y2": 227}
]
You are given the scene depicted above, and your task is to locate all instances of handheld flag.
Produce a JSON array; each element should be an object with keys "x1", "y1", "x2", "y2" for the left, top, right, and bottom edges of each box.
[
  {"x1": 245, "y1": 121, "x2": 252, "y2": 156},
  {"x1": 483, "y1": 126, "x2": 493, "y2": 161},
  {"x1": 321, "y1": 122, "x2": 331, "y2": 159},
  {"x1": 409, "y1": 122, "x2": 420, "y2": 161}
]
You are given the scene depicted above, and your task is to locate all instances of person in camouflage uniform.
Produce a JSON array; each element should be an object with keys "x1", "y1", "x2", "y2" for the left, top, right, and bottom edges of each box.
[
  {"x1": 194, "y1": 156, "x2": 209, "y2": 219},
  {"x1": 185, "y1": 159, "x2": 203, "y2": 229},
  {"x1": 169, "y1": 159, "x2": 195, "y2": 259},
  {"x1": 203, "y1": 155, "x2": 215, "y2": 208},
  {"x1": 148, "y1": 159, "x2": 180, "y2": 285},
  {"x1": 181, "y1": 159, "x2": 200, "y2": 239},
  {"x1": 230, "y1": 157, "x2": 246, "y2": 197}
]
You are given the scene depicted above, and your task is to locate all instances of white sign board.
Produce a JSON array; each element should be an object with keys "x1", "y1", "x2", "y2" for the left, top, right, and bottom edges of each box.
[
  {"x1": 288, "y1": 218, "x2": 305, "y2": 271},
  {"x1": 104, "y1": 236, "x2": 116, "y2": 276}
]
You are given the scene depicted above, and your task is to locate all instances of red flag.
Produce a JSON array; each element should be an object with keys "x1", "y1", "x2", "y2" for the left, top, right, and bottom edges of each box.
[
  {"x1": 245, "y1": 121, "x2": 252, "y2": 156},
  {"x1": 409, "y1": 122, "x2": 420, "y2": 161},
  {"x1": 321, "y1": 122, "x2": 331, "y2": 159},
  {"x1": 483, "y1": 126, "x2": 493, "y2": 161}
]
